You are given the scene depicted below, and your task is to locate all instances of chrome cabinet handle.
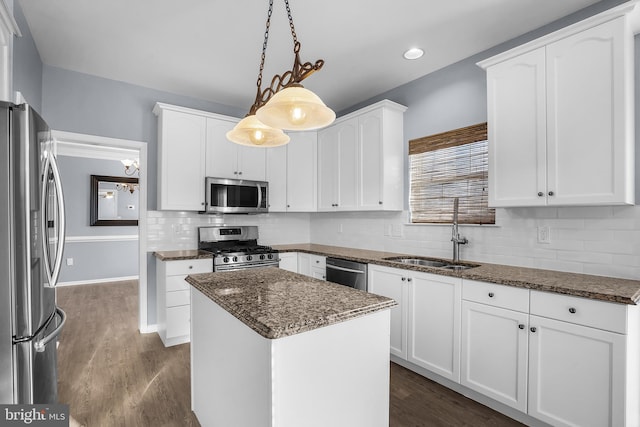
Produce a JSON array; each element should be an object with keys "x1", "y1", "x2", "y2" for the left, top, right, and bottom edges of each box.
[
  {"x1": 569, "y1": 307, "x2": 576, "y2": 314},
  {"x1": 401, "y1": 277, "x2": 406, "y2": 281},
  {"x1": 488, "y1": 292, "x2": 494, "y2": 298},
  {"x1": 537, "y1": 192, "x2": 544, "y2": 197},
  {"x1": 530, "y1": 327, "x2": 537, "y2": 333},
  {"x1": 407, "y1": 278, "x2": 412, "y2": 282},
  {"x1": 548, "y1": 191, "x2": 554, "y2": 196},
  {"x1": 518, "y1": 324, "x2": 525, "y2": 330}
]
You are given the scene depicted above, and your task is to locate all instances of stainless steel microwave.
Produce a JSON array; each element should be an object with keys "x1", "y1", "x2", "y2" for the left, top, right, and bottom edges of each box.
[{"x1": 204, "y1": 177, "x2": 268, "y2": 214}]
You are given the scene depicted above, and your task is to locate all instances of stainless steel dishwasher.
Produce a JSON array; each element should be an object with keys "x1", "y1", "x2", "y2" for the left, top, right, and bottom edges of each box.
[{"x1": 325, "y1": 257, "x2": 368, "y2": 291}]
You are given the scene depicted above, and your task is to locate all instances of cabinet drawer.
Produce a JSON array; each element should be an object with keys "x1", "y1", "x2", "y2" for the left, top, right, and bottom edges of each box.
[
  {"x1": 166, "y1": 305, "x2": 190, "y2": 339},
  {"x1": 167, "y1": 289, "x2": 190, "y2": 307},
  {"x1": 165, "y1": 259, "x2": 212, "y2": 276},
  {"x1": 530, "y1": 290, "x2": 626, "y2": 334},
  {"x1": 462, "y1": 280, "x2": 529, "y2": 313},
  {"x1": 166, "y1": 275, "x2": 191, "y2": 292},
  {"x1": 310, "y1": 254, "x2": 326, "y2": 268}
]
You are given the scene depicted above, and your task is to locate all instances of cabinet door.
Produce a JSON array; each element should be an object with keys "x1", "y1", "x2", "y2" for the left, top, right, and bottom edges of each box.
[
  {"x1": 278, "y1": 252, "x2": 298, "y2": 273},
  {"x1": 336, "y1": 118, "x2": 359, "y2": 211},
  {"x1": 297, "y1": 253, "x2": 311, "y2": 277},
  {"x1": 460, "y1": 301, "x2": 528, "y2": 412},
  {"x1": 158, "y1": 110, "x2": 207, "y2": 210},
  {"x1": 266, "y1": 144, "x2": 288, "y2": 212},
  {"x1": 317, "y1": 127, "x2": 339, "y2": 211},
  {"x1": 528, "y1": 315, "x2": 625, "y2": 427},
  {"x1": 408, "y1": 272, "x2": 461, "y2": 382},
  {"x1": 546, "y1": 18, "x2": 631, "y2": 205},
  {"x1": 237, "y1": 145, "x2": 266, "y2": 181},
  {"x1": 206, "y1": 117, "x2": 239, "y2": 179},
  {"x1": 287, "y1": 131, "x2": 317, "y2": 212},
  {"x1": 487, "y1": 48, "x2": 547, "y2": 207},
  {"x1": 368, "y1": 265, "x2": 407, "y2": 359},
  {"x1": 359, "y1": 109, "x2": 383, "y2": 210}
]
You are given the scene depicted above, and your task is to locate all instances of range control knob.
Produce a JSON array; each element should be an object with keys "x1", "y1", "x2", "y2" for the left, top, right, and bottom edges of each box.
[
  {"x1": 260, "y1": 254, "x2": 265, "y2": 260},
  {"x1": 232, "y1": 256, "x2": 238, "y2": 262},
  {"x1": 267, "y1": 254, "x2": 273, "y2": 259},
  {"x1": 246, "y1": 255, "x2": 253, "y2": 261},
  {"x1": 223, "y1": 257, "x2": 230, "y2": 263}
]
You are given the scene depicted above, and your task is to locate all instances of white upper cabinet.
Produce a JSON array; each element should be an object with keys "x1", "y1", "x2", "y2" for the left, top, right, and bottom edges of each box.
[
  {"x1": 318, "y1": 100, "x2": 407, "y2": 212},
  {"x1": 318, "y1": 118, "x2": 358, "y2": 211},
  {"x1": 479, "y1": 9, "x2": 636, "y2": 207},
  {"x1": 154, "y1": 106, "x2": 207, "y2": 211},
  {"x1": 266, "y1": 131, "x2": 318, "y2": 212},
  {"x1": 206, "y1": 117, "x2": 266, "y2": 182}
]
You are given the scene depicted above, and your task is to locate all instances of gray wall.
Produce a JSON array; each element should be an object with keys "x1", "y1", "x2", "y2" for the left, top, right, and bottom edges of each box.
[
  {"x1": 12, "y1": 0, "x2": 42, "y2": 111},
  {"x1": 41, "y1": 65, "x2": 246, "y2": 211},
  {"x1": 56, "y1": 155, "x2": 139, "y2": 283}
]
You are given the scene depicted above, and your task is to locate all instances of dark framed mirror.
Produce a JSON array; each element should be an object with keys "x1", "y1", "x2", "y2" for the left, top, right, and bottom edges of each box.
[{"x1": 90, "y1": 175, "x2": 139, "y2": 226}]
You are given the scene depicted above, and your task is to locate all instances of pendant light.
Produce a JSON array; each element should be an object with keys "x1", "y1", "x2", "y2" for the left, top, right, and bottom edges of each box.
[{"x1": 226, "y1": 0, "x2": 334, "y2": 147}]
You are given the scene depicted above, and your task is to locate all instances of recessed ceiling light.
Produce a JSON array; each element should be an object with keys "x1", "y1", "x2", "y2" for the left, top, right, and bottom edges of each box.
[{"x1": 403, "y1": 47, "x2": 424, "y2": 60}]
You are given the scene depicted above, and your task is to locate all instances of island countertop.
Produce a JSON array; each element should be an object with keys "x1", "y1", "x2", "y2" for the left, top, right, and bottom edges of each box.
[{"x1": 185, "y1": 268, "x2": 397, "y2": 339}]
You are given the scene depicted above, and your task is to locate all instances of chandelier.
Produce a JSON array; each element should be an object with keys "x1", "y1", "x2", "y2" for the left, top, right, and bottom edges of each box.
[
  {"x1": 116, "y1": 182, "x2": 139, "y2": 194},
  {"x1": 121, "y1": 159, "x2": 139, "y2": 176},
  {"x1": 226, "y1": 0, "x2": 335, "y2": 147}
]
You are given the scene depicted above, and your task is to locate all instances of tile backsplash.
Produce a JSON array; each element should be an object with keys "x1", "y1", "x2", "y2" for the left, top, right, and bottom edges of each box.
[{"x1": 147, "y1": 205, "x2": 640, "y2": 280}]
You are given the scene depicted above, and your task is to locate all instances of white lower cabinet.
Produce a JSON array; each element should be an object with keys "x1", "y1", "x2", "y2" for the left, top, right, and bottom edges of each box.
[
  {"x1": 156, "y1": 258, "x2": 212, "y2": 347},
  {"x1": 277, "y1": 252, "x2": 298, "y2": 273},
  {"x1": 279, "y1": 252, "x2": 325, "y2": 280},
  {"x1": 408, "y1": 272, "x2": 461, "y2": 382},
  {"x1": 461, "y1": 280, "x2": 637, "y2": 427},
  {"x1": 528, "y1": 291, "x2": 628, "y2": 427},
  {"x1": 309, "y1": 254, "x2": 326, "y2": 280},
  {"x1": 367, "y1": 265, "x2": 409, "y2": 359},
  {"x1": 461, "y1": 282, "x2": 530, "y2": 412}
]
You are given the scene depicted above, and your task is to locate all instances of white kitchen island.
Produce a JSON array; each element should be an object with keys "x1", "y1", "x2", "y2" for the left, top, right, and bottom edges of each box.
[{"x1": 186, "y1": 268, "x2": 396, "y2": 427}]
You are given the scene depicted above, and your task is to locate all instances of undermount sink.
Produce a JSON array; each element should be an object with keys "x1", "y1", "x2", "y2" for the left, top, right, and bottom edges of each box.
[
  {"x1": 390, "y1": 258, "x2": 449, "y2": 268},
  {"x1": 383, "y1": 257, "x2": 478, "y2": 271}
]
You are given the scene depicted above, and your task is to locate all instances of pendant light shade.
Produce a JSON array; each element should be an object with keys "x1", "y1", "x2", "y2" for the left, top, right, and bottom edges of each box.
[
  {"x1": 256, "y1": 85, "x2": 335, "y2": 131},
  {"x1": 226, "y1": 114, "x2": 290, "y2": 147}
]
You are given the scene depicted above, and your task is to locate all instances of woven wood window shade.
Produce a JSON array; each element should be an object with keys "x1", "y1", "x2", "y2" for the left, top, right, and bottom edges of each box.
[{"x1": 409, "y1": 123, "x2": 495, "y2": 225}]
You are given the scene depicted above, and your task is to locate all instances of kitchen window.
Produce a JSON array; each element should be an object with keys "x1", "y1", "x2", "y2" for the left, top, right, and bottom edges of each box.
[{"x1": 409, "y1": 122, "x2": 495, "y2": 224}]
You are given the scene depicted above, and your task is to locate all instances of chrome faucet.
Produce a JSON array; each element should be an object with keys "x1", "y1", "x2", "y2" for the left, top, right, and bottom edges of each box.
[{"x1": 451, "y1": 198, "x2": 468, "y2": 263}]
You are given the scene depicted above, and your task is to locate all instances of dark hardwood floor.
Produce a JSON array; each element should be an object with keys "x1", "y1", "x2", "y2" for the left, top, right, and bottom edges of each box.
[{"x1": 57, "y1": 280, "x2": 524, "y2": 427}]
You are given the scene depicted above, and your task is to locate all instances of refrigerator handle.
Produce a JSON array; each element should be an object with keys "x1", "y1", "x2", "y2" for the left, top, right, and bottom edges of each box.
[
  {"x1": 41, "y1": 151, "x2": 66, "y2": 288},
  {"x1": 34, "y1": 307, "x2": 66, "y2": 353}
]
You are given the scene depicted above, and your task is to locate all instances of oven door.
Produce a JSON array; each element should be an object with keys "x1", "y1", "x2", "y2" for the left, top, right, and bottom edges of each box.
[
  {"x1": 205, "y1": 177, "x2": 268, "y2": 214},
  {"x1": 215, "y1": 262, "x2": 279, "y2": 272}
]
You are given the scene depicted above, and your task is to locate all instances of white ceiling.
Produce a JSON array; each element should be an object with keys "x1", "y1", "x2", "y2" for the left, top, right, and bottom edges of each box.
[{"x1": 19, "y1": 0, "x2": 603, "y2": 114}]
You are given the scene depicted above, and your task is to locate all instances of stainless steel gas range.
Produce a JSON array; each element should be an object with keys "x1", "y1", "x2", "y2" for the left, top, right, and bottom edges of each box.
[{"x1": 198, "y1": 225, "x2": 279, "y2": 271}]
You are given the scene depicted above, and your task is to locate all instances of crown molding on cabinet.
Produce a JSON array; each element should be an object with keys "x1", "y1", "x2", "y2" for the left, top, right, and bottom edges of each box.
[{"x1": 477, "y1": 0, "x2": 640, "y2": 69}]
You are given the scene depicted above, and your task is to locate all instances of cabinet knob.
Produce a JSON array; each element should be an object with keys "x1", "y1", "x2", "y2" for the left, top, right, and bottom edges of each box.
[
  {"x1": 518, "y1": 324, "x2": 525, "y2": 330},
  {"x1": 316, "y1": 260, "x2": 320, "y2": 264},
  {"x1": 530, "y1": 327, "x2": 537, "y2": 333},
  {"x1": 287, "y1": 204, "x2": 290, "y2": 208},
  {"x1": 568, "y1": 307, "x2": 576, "y2": 314},
  {"x1": 407, "y1": 278, "x2": 412, "y2": 282},
  {"x1": 238, "y1": 172, "x2": 242, "y2": 175},
  {"x1": 488, "y1": 292, "x2": 494, "y2": 298},
  {"x1": 201, "y1": 202, "x2": 205, "y2": 205},
  {"x1": 537, "y1": 192, "x2": 544, "y2": 197},
  {"x1": 234, "y1": 171, "x2": 238, "y2": 175},
  {"x1": 189, "y1": 266, "x2": 193, "y2": 269},
  {"x1": 401, "y1": 277, "x2": 406, "y2": 281},
  {"x1": 548, "y1": 191, "x2": 554, "y2": 196},
  {"x1": 378, "y1": 201, "x2": 383, "y2": 205}
]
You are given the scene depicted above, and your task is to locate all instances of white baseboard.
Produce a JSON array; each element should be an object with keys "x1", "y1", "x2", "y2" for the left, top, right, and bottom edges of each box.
[
  {"x1": 57, "y1": 275, "x2": 139, "y2": 287},
  {"x1": 139, "y1": 324, "x2": 158, "y2": 334}
]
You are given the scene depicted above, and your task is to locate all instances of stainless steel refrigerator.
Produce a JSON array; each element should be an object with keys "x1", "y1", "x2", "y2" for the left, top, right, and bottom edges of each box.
[{"x1": 0, "y1": 102, "x2": 66, "y2": 404}]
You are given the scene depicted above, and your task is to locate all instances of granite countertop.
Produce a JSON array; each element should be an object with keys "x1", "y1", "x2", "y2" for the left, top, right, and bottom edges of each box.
[
  {"x1": 153, "y1": 249, "x2": 213, "y2": 261},
  {"x1": 155, "y1": 244, "x2": 640, "y2": 305},
  {"x1": 273, "y1": 244, "x2": 640, "y2": 305},
  {"x1": 186, "y1": 268, "x2": 397, "y2": 339}
]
